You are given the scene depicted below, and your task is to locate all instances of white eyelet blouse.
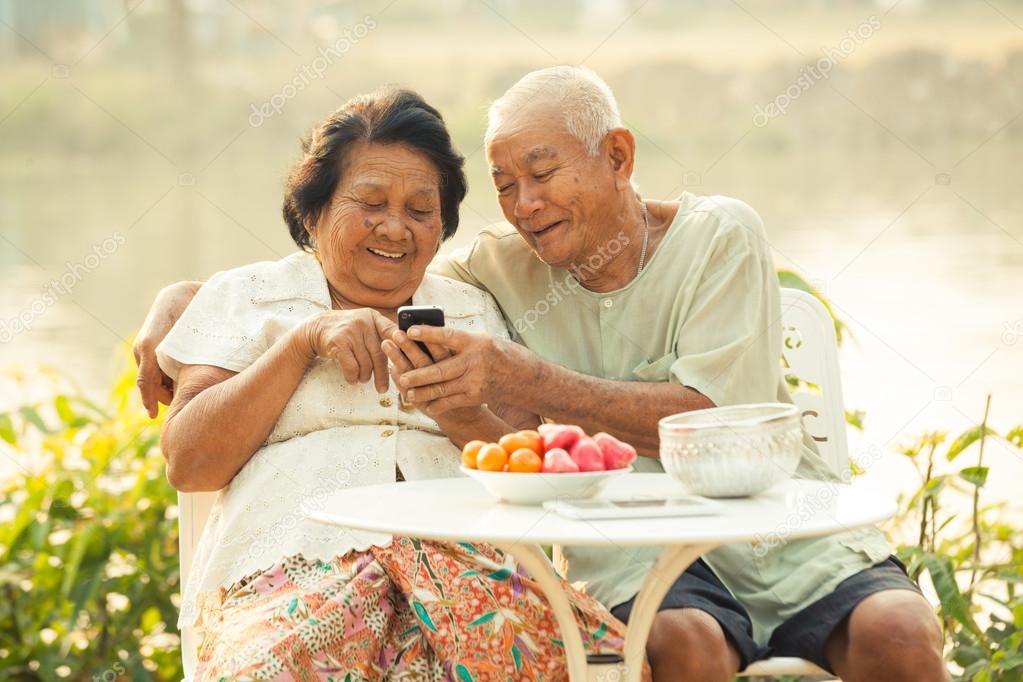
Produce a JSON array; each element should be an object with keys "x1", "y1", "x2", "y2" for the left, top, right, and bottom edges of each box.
[{"x1": 156, "y1": 250, "x2": 510, "y2": 629}]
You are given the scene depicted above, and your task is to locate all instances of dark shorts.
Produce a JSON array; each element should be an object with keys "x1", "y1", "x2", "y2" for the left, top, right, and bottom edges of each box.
[{"x1": 609, "y1": 555, "x2": 921, "y2": 672}]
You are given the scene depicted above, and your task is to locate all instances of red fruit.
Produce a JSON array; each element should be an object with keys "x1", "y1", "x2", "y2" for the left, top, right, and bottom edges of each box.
[
  {"x1": 568, "y1": 436, "x2": 606, "y2": 472},
  {"x1": 593, "y1": 432, "x2": 637, "y2": 470},
  {"x1": 538, "y1": 424, "x2": 585, "y2": 453},
  {"x1": 542, "y1": 448, "x2": 580, "y2": 473}
]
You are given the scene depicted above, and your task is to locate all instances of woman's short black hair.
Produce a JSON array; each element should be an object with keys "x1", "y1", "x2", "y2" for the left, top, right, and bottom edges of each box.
[{"x1": 282, "y1": 87, "x2": 467, "y2": 250}]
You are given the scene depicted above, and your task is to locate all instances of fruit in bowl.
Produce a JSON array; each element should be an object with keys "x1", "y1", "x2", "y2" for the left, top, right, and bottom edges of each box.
[{"x1": 459, "y1": 426, "x2": 636, "y2": 504}]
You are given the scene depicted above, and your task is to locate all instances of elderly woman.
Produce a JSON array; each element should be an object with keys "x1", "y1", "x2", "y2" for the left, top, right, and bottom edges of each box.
[{"x1": 155, "y1": 88, "x2": 639, "y2": 680}]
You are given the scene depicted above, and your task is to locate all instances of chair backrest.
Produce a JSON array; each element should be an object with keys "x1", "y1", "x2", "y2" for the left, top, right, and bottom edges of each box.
[
  {"x1": 778, "y1": 288, "x2": 849, "y2": 476},
  {"x1": 177, "y1": 490, "x2": 218, "y2": 678}
]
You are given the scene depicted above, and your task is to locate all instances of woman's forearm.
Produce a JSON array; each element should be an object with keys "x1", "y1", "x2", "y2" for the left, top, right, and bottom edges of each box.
[{"x1": 162, "y1": 324, "x2": 315, "y2": 491}]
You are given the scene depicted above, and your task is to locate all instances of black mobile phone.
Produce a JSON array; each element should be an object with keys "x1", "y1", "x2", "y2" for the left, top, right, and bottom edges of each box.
[{"x1": 397, "y1": 305, "x2": 445, "y2": 358}]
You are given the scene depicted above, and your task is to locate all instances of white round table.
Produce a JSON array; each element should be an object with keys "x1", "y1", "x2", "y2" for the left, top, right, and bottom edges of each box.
[{"x1": 307, "y1": 473, "x2": 895, "y2": 682}]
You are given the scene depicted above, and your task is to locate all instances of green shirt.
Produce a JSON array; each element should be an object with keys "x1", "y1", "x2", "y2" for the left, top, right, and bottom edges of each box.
[{"x1": 431, "y1": 192, "x2": 892, "y2": 644}]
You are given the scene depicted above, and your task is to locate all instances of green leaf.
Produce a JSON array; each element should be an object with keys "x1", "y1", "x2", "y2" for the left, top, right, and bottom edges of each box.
[
  {"x1": 141, "y1": 606, "x2": 162, "y2": 632},
  {"x1": 0, "y1": 412, "x2": 16, "y2": 445},
  {"x1": 487, "y1": 568, "x2": 513, "y2": 580},
  {"x1": 67, "y1": 564, "x2": 104, "y2": 628},
  {"x1": 54, "y1": 394, "x2": 76, "y2": 425},
  {"x1": 959, "y1": 466, "x2": 989, "y2": 488},
  {"x1": 61, "y1": 524, "x2": 103, "y2": 597},
  {"x1": 412, "y1": 600, "x2": 438, "y2": 632},
  {"x1": 18, "y1": 405, "x2": 53, "y2": 434},
  {"x1": 923, "y1": 475, "x2": 947, "y2": 498},
  {"x1": 845, "y1": 409, "x2": 865, "y2": 431},
  {"x1": 126, "y1": 656, "x2": 152, "y2": 681},
  {"x1": 468, "y1": 611, "x2": 497, "y2": 628},
  {"x1": 454, "y1": 663, "x2": 474, "y2": 682},
  {"x1": 27, "y1": 517, "x2": 50, "y2": 550},
  {"x1": 921, "y1": 553, "x2": 984, "y2": 640},
  {"x1": 947, "y1": 425, "x2": 996, "y2": 461},
  {"x1": 593, "y1": 622, "x2": 608, "y2": 640}
]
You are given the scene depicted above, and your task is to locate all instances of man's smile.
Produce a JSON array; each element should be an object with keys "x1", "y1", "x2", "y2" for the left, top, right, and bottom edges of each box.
[{"x1": 530, "y1": 219, "x2": 567, "y2": 238}]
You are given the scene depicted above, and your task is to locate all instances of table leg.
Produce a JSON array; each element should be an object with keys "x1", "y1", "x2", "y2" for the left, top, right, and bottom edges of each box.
[
  {"x1": 493, "y1": 541, "x2": 589, "y2": 682},
  {"x1": 622, "y1": 543, "x2": 717, "y2": 682}
]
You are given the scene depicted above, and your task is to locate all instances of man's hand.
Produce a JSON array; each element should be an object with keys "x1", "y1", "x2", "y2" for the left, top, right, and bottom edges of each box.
[
  {"x1": 133, "y1": 281, "x2": 202, "y2": 418},
  {"x1": 300, "y1": 309, "x2": 399, "y2": 393},
  {"x1": 392, "y1": 326, "x2": 530, "y2": 415},
  {"x1": 381, "y1": 328, "x2": 484, "y2": 423}
]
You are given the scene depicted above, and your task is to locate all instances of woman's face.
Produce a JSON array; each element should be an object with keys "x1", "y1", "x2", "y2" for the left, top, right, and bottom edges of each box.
[{"x1": 310, "y1": 143, "x2": 444, "y2": 310}]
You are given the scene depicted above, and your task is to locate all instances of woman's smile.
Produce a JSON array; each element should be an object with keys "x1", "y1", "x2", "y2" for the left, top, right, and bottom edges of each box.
[{"x1": 366, "y1": 246, "x2": 409, "y2": 262}]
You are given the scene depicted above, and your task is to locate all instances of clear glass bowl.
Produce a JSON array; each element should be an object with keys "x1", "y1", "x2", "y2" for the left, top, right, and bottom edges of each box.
[{"x1": 658, "y1": 403, "x2": 803, "y2": 497}]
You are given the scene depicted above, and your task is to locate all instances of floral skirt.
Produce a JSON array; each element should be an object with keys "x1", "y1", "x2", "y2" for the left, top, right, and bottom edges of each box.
[{"x1": 194, "y1": 536, "x2": 649, "y2": 681}]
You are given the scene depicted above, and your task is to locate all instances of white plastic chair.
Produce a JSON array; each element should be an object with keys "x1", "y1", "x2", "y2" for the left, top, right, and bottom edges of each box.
[
  {"x1": 737, "y1": 287, "x2": 847, "y2": 678},
  {"x1": 775, "y1": 287, "x2": 849, "y2": 477},
  {"x1": 177, "y1": 490, "x2": 217, "y2": 680},
  {"x1": 175, "y1": 288, "x2": 846, "y2": 680}
]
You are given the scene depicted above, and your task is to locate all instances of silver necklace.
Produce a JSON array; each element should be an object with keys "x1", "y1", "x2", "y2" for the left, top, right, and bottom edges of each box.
[{"x1": 636, "y1": 200, "x2": 650, "y2": 277}]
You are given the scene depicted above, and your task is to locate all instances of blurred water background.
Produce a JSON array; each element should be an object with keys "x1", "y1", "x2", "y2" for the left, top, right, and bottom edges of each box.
[{"x1": 1, "y1": 0, "x2": 1021, "y2": 509}]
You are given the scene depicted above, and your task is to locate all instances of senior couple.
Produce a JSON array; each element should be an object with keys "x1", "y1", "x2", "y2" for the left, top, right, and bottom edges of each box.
[{"x1": 136, "y1": 67, "x2": 947, "y2": 681}]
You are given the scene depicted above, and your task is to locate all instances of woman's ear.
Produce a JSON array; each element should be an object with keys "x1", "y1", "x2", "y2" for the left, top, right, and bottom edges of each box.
[{"x1": 305, "y1": 218, "x2": 319, "y2": 252}]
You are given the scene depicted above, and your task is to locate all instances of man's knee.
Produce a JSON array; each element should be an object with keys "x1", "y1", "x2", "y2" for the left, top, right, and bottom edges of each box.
[
  {"x1": 833, "y1": 590, "x2": 948, "y2": 680},
  {"x1": 646, "y1": 608, "x2": 740, "y2": 682}
]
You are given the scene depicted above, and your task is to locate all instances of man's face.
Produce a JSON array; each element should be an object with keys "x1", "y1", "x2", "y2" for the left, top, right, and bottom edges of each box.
[{"x1": 486, "y1": 109, "x2": 614, "y2": 269}]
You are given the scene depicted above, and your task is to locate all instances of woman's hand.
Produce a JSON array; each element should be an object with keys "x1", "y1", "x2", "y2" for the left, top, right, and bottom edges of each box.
[
  {"x1": 133, "y1": 280, "x2": 203, "y2": 417},
  {"x1": 300, "y1": 309, "x2": 399, "y2": 393}
]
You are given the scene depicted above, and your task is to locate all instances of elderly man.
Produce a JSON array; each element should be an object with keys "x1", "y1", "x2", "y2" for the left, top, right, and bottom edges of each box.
[{"x1": 134, "y1": 67, "x2": 947, "y2": 681}]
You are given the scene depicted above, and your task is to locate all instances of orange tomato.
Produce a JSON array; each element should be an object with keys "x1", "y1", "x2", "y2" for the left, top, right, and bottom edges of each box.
[
  {"x1": 477, "y1": 443, "x2": 509, "y2": 472},
  {"x1": 507, "y1": 448, "x2": 543, "y2": 473},
  {"x1": 499, "y1": 430, "x2": 544, "y2": 456},
  {"x1": 461, "y1": 440, "x2": 487, "y2": 469}
]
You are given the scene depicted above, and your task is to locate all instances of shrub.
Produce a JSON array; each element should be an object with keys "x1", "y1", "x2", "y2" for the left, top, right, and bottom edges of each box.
[{"x1": 0, "y1": 359, "x2": 182, "y2": 681}]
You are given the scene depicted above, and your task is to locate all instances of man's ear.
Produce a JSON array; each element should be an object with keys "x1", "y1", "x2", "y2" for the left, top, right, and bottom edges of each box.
[{"x1": 605, "y1": 128, "x2": 636, "y2": 191}]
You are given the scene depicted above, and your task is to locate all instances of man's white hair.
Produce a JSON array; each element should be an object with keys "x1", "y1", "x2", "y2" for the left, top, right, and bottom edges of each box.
[{"x1": 485, "y1": 66, "x2": 622, "y2": 156}]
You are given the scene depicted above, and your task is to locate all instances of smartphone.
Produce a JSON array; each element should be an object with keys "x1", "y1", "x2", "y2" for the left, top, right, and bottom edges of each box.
[
  {"x1": 542, "y1": 496, "x2": 722, "y2": 520},
  {"x1": 397, "y1": 305, "x2": 445, "y2": 358}
]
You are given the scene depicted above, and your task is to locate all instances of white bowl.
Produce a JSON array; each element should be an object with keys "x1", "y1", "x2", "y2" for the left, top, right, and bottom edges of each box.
[
  {"x1": 659, "y1": 403, "x2": 803, "y2": 498},
  {"x1": 459, "y1": 465, "x2": 633, "y2": 505}
]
